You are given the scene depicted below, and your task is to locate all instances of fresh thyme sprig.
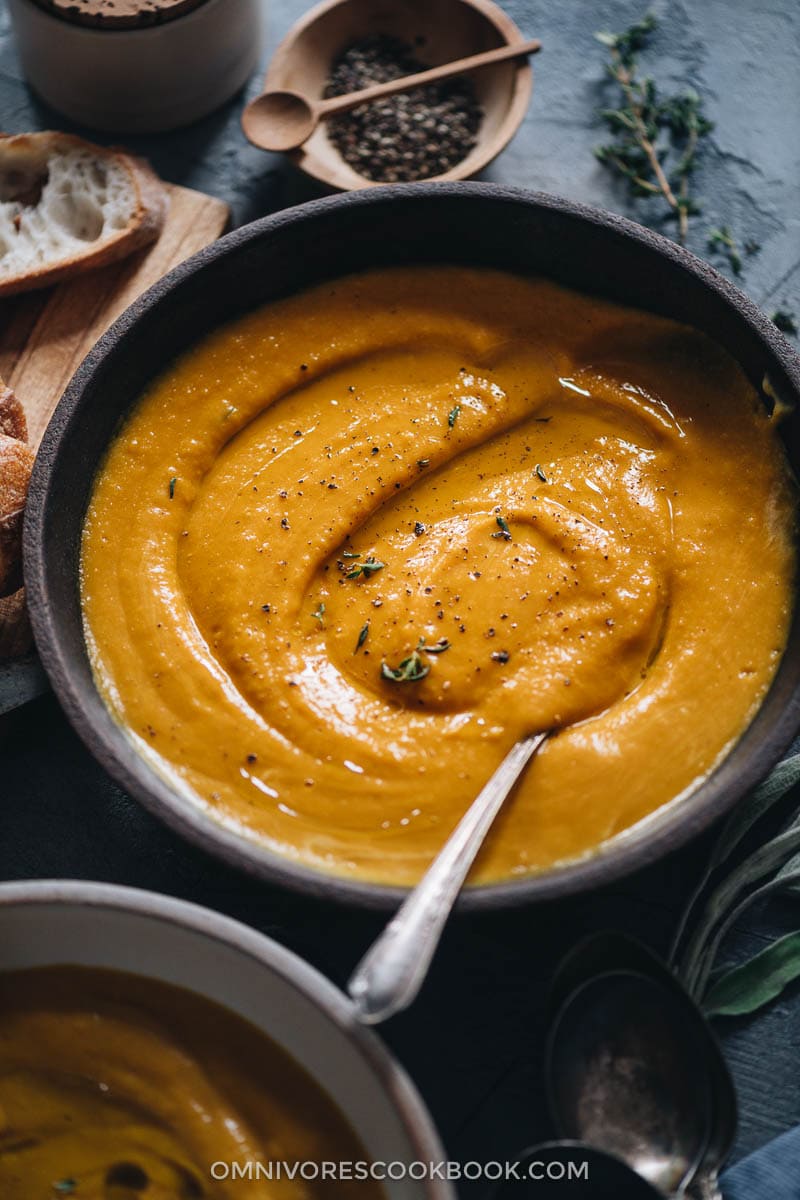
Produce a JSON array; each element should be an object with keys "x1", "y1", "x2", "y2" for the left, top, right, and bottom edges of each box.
[
  {"x1": 492, "y1": 515, "x2": 512, "y2": 541},
  {"x1": 706, "y1": 226, "x2": 761, "y2": 276},
  {"x1": 380, "y1": 637, "x2": 451, "y2": 682},
  {"x1": 355, "y1": 621, "x2": 369, "y2": 651},
  {"x1": 772, "y1": 308, "x2": 798, "y2": 336},
  {"x1": 707, "y1": 226, "x2": 742, "y2": 274},
  {"x1": 346, "y1": 556, "x2": 385, "y2": 580},
  {"x1": 418, "y1": 637, "x2": 450, "y2": 654},
  {"x1": 381, "y1": 649, "x2": 429, "y2": 683},
  {"x1": 594, "y1": 13, "x2": 713, "y2": 244}
]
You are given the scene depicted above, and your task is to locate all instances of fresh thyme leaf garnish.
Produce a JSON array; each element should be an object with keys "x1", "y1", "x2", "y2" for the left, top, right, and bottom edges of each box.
[
  {"x1": 381, "y1": 650, "x2": 430, "y2": 683},
  {"x1": 342, "y1": 550, "x2": 361, "y2": 559},
  {"x1": 355, "y1": 621, "x2": 369, "y2": 651},
  {"x1": 535, "y1": 464, "x2": 548, "y2": 482},
  {"x1": 772, "y1": 309, "x2": 798, "y2": 336},
  {"x1": 707, "y1": 225, "x2": 743, "y2": 274},
  {"x1": 347, "y1": 556, "x2": 385, "y2": 580},
  {"x1": 312, "y1": 603, "x2": 326, "y2": 624},
  {"x1": 418, "y1": 637, "x2": 450, "y2": 654},
  {"x1": 448, "y1": 404, "x2": 461, "y2": 428},
  {"x1": 594, "y1": 12, "x2": 713, "y2": 245},
  {"x1": 168, "y1": 476, "x2": 177, "y2": 499},
  {"x1": 492, "y1": 515, "x2": 512, "y2": 540}
]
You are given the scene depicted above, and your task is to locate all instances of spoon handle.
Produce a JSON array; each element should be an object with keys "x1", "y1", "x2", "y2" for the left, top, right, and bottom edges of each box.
[
  {"x1": 318, "y1": 39, "x2": 542, "y2": 119},
  {"x1": 686, "y1": 1173, "x2": 724, "y2": 1200},
  {"x1": 348, "y1": 730, "x2": 549, "y2": 1024}
]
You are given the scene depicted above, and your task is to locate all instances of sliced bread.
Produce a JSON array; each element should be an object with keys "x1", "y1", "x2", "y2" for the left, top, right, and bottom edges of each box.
[
  {"x1": 0, "y1": 131, "x2": 168, "y2": 297},
  {"x1": 0, "y1": 429, "x2": 35, "y2": 598},
  {"x1": 0, "y1": 378, "x2": 33, "y2": 598}
]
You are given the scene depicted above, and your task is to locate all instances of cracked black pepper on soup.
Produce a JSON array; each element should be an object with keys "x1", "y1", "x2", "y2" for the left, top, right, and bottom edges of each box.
[{"x1": 323, "y1": 35, "x2": 483, "y2": 182}]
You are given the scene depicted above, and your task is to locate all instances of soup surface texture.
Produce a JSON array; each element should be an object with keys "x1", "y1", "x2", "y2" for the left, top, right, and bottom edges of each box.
[
  {"x1": 0, "y1": 966, "x2": 381, "y2": 1198},
  {"x1": 81, "y1": 267, "x2": 796, "y2": 886}
]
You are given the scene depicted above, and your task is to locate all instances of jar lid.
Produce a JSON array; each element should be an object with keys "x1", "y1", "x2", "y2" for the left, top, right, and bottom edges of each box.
[{"x1": 28, "y1": 0, "x2": 212, "y2": 28}]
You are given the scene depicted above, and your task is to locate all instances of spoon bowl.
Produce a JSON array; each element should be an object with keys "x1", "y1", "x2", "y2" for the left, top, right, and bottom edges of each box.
[
  {"x1": 548, "y1": 932, "x2": 737, "y2": 1195},
  {"x1": 242, "y1": 90, "x2": 317, "y2": 151},
  {"x1": 547, "y1": 970, "x2": 715, "y2": 1196}
]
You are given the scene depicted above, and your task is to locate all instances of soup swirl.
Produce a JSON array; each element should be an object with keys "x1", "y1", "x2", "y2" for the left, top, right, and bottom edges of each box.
[{"x1": 81, "y1": 268, "x2": 796, "y2": 885}]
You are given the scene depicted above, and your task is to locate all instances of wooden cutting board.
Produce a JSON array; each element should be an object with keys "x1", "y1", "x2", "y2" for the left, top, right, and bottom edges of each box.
[{"x1": 0, "y1": 182, "x2": 229, "y2": 664}]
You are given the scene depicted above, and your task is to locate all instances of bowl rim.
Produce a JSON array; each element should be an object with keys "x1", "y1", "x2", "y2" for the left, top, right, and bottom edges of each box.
[
  {"x1": 0, "y1": 876, "x2": 453, "y2": 1196},
  {"x1": 23, "y1": 181, "x2": 800, "y2": 911},
  {"x1": 264, "y1": 0, "x2": 534, "y2": 190}
]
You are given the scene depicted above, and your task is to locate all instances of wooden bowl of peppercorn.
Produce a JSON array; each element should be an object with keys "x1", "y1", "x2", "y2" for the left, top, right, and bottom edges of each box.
[{"x1": 262, "y1": 0, "x2": 534, "y2": 190}]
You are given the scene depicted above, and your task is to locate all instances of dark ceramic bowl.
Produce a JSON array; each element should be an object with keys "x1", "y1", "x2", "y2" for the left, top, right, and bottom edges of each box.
[{"x1": 24, "y1": 184, "x2": 800, "y2": 909}]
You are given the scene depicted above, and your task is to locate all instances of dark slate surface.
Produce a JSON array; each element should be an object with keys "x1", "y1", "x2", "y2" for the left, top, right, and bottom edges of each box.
[{"x1": 2, "y1": 0, "x2": 800, "y2": 1184}]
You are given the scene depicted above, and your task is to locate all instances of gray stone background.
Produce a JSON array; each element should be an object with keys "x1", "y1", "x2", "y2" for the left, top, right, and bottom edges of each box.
[{"x1": 2, "y1": 0, "x2": 800, "y2": 1186}]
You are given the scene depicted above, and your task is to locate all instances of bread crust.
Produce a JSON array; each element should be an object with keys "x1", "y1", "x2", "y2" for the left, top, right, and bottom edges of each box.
[
  {"x1": 0, "y1": 131, "x2": 169, "y2": 298},
  {"x1": 0, "y1": 382, "x2": 27, "y2": 441},
  {"x1": 0, "y1": 432, "x2": 34, "y2": 597}
]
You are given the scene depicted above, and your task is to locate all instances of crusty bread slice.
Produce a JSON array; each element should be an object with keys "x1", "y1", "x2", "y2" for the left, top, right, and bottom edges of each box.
[
  {"x1": 0, "y1": 382, "x2": 27, "y2": 441},
  {"x1": 0, "y1": 431, "x2": 35, "y2": 598},
  {"x1": 0, "y1": 132, "x2": 168, "y2": 297},
  {"x1": 0, "y1": 377, "x2": 33, "y2": 598}
]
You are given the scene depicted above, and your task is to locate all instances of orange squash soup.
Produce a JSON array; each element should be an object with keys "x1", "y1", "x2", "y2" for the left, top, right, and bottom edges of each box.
[
  {"x1": 80, "y1": 267, "x2": 796, "y2": 885},
  {"x1": 0, "y1": 966, "x2": 382, "y2": 1198}
]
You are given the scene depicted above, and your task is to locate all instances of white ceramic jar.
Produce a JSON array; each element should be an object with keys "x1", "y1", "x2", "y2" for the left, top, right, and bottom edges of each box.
[{"x1": 7, "y1": 0, "x2": 266, "y2": 133}]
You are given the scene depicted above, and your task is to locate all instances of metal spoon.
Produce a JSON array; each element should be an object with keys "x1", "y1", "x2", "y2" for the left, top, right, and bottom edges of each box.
[
  {"x1": 547, "y1": 969, "x2": 730, "y2": 1197},
  {"x1": 547, "y1": 932, "x2": 737, "y2": 1200},
  {"x1": 348, "y1": 731, "x2": 549, "y2": 1024},
  {"x1": 242, "y1": 40, "x2": 542, "y2": 153}
]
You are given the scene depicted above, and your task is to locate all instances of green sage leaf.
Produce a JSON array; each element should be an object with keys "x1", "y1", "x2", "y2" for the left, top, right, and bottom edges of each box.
[
  {"x1": 690, "y1": 870, "x2": 800, "y2": 1001},
  {"x1": 679, "y1": 824, "x2": 800, "y2": 996},
  {"x1": 703, "y1": 930, "x2": 800, "y2": 1018},
  {"x1": 669, "y1": 751, "x2": 800, "y2": 966}
]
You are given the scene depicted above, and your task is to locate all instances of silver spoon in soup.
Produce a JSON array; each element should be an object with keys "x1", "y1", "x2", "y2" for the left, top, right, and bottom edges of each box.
[{"x1": 348, "y1": 729, "x2": 549, "y2": 1024}]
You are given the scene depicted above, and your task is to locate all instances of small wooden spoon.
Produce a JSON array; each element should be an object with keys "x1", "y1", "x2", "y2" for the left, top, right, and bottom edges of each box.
[
  {"x1": 242, "y1": 39, "x2": 542, "y2": 153},
  {"x1": 348, "y1": 730, "x2": 549, "y2": 1024}
]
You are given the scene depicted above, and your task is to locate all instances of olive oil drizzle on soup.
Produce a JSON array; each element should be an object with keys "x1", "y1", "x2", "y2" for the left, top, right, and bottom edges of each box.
[{"x1": 80, "y1": 267, "x2": 796, "y2": 886}]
